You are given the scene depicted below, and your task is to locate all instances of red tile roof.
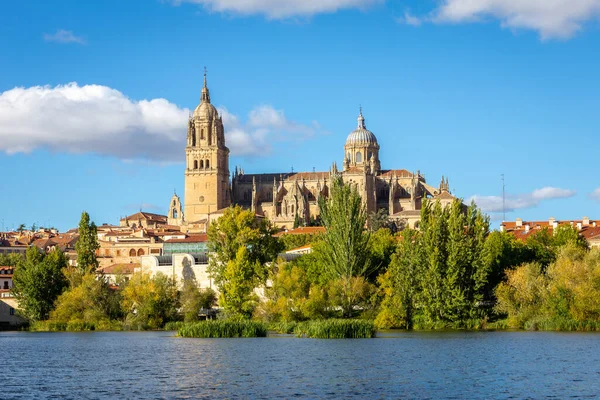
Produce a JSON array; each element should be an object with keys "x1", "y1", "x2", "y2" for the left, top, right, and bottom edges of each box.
[
  {"x1": 274, "y1": 227, "x2": 326, "y2": 237},
  {"x1": 99, "y1": 263, "x2": 139, "y2": 275}
]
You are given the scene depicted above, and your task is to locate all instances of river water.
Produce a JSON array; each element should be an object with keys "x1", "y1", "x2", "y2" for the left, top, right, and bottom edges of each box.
[{"x1": 3, "y1": 330, "x2": 600, "y2": 399}]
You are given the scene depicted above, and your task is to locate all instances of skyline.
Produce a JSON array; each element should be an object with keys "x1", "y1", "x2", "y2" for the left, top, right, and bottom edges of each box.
[{"x1": 1, "y1": 0, "x2": 600, "y2": 231}]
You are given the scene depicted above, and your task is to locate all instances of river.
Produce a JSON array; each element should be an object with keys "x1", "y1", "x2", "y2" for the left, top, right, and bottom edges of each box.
[{"x1": 3, "y1": 330, "x2": 600, "y2": 399}]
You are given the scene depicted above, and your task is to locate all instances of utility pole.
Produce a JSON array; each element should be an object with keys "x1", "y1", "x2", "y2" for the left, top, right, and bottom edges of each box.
[{"x1": 501, "y1": 174, "x2": 506, "y2": 222}]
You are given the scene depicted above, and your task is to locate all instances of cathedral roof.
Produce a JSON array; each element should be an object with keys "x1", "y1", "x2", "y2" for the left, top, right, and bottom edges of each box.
[{"x1": 345, "y1": 109, "x2": 378, "y2": 146}]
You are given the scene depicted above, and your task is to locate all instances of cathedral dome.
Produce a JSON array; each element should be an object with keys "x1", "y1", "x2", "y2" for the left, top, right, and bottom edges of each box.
[
  {"x1": 193, "y1": 101, "x2": 218, "y2": 119},
  {"x1": 345, "y1": 110, "x2": 378, "y2": 146},
  {"x1": 193, "y1": 71, "x2": 218, "y2": 119}
]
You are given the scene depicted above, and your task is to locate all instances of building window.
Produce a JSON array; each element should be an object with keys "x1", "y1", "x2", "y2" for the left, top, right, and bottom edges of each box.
[
  {"x1": 347, "y1": 152, "x2": 351, "y2": 161},
  {"x1": 3, "y1": 281, "x2": 8, "y2": 289},
  {"x1": 137, "y1": 249, "x2": 145, "y2": 256},
  {"x1": 201, "y1": 129, "x2": 204, "y2": 139},
  {"x1": 206, "y1": 160, "x2": 210, "y2": 169},
  {"x1": 368, "y1": 151, "x2": 373, "y2": 160},
  {"x1": 200, "y1": 160, "x2": 204, "y2": 169},
  {"x1": 173, "y1": 210, "x2": 178, "y2": 218},
  {"x1": 9, "y1": 308, "x2": 14, "y2": 316},
  {"x1": 116, "y1": 250, "x2": 122, "y2": 257},
  {"x1": 129, "y1": 249, "x2": 136, "y2": 257},
  {"x1": 356, "y1": 152, "x2": 362, "y2": 163},
  {"x1": 194, "y1": 160, "x2": 198, "y2": 169}
]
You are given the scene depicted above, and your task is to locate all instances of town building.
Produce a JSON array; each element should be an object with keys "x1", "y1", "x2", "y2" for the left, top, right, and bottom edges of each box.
[
  {"x1": 171, "y1": 73, "x2": 457, "y2": 231},
  {"x1": 501, "y1": 217, "x2": 600, "y2": 248}
]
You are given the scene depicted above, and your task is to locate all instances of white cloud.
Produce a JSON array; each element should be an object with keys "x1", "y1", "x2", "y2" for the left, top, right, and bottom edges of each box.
[
  {"x1": 220, "y1": 105, "x2": 320, "y2": 156},
  {"x1": 173, "y1": 0, "x2": 381, "y2": 19},
  {"x1": 0, "y1": 83, "x2": 321, "y2": 162},
  {"x1": 590, "y1": 187, "x2": 600, "y2": 201},
  {"x1": 469, "y1": 186, "x2": 576, "y2": 213},
  {"x1": 429, "y1": 0, "x2": 600, "y2": 39},
  {"x1": 43, "y1": 29, "x2": 86, "y2": 44},
  {"x1": 397, "y1": 11, "x2": 422, "y2": 26}
]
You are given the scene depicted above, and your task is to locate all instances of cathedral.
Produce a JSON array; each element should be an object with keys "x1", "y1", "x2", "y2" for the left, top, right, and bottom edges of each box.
[{"x1": 168, "y1": 73, "x2": 457, "y2": 232}]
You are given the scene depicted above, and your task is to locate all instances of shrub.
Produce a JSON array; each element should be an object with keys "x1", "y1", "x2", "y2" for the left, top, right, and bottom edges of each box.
[
  {"x1": 293, "y1": 319, "x2": 376, "y2": 339},
  {"x1": 178, "y1": 320, "x2": 268, "y2": 338}
]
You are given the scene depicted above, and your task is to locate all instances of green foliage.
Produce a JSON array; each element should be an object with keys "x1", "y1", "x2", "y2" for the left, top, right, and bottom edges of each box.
[
  {"x1": 12, "y1": 247, "x2": 69, "y2": 321},
  {"x1": 207, "y1": 205, "x2": 282, "y2": 314},
  {"x1": 180, "y1": 279, "x2": 216, "y2": 322},
  {"x1": 256, "y1": 261, "x2": 332, "y2": 323},
  {"x1": 178, "y1": 320, "x2": 268, "y2": 338},
  {"x1": 482, "y1": 231, "x2": 529, "y2": 299},
  {"x1": 0, "y1": 253, "x2": 23, "y2": 268},
  {"x1": 367, "y1": 208, "x2": 391, "y2": 232},
  {"x1": 367, "y1": 228, "x2": 397, "y2": 278},
  {"x1": 317, "y1": 175, "x2": 371, "y2": 317},
  {"x1": 495, "y1": 245, "x2": 600, "y2": 330},
  {"x1": 164, "y1": 321, "x2": 186, "y2": 331},
  {"x1": 75, "y1": 211, "x2": 100, "y2": 274},
  {"x1": 217, "y1": 247, "x2": 261, "y2": 320},
  {"x1": 121, "y1": 272, "x2": 179, "y2": 330},
  {"x1": 267, "y1": 320, "x2": 298, "y2": 334},
  {"x1": 376, "y1": 199, "x2": 491, "y2": 329},
  {"x1": 48, "y1": 274, "x2": 122, "y2": 326},
  {"x1": 293, "y1": 319, "x2": 376, "y2": 339},
  {"x1": 279, "y1": 233, "x2": 322, "y2": 251},
  {"x1": 30, "y1": 319, "x2": 123, "y2": 332}
]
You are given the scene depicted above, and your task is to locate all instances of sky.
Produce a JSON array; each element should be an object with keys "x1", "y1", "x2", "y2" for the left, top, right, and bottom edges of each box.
[{"x1": 1, "y1": 0, "x2": 600, "y2": 231}]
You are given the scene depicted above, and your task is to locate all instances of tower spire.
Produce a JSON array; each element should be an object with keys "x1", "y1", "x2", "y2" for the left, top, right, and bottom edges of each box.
[
  {"x1": 201, "y1": 66, "x2": 210, "y2": 103},
  {"x1": 358, "y1": 106, "x2": 366, "y2": 129}
]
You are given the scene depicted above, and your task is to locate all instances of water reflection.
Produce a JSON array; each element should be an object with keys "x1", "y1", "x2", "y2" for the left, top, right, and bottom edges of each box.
[{"x1": 3, "y1": 331, "x2": 600, "y2": 399}]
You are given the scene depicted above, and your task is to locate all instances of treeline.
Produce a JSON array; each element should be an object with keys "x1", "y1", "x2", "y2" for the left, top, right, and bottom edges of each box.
[
  {"x1": 6, "y1": 212, "x2": 217, "y2": 331},
  {"x1": 207, "y1": 176, "x2": 592, "y2": 330},
  {"x1": 5, "y1": 179, "x2": 595, "y2": 332}
]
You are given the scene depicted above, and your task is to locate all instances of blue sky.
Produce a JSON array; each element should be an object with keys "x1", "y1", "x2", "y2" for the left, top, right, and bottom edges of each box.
[{"x1": 1, "y1": 0, "x2": 600, "y2": 231}]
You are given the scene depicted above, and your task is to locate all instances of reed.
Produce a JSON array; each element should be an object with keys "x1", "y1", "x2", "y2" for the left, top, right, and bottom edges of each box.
[
  {"x1": 293, "y1": 319, "x2": 376, "y2": 339},
  {"x1": 267, "y1": 321, "x2": 298, "y2": 334},
  {"x1": 164, "y1": 321, "x2": 186, "y2": 331},
  {"x1": 178, "y1": 320, "x2": 268, "y2": 338}
]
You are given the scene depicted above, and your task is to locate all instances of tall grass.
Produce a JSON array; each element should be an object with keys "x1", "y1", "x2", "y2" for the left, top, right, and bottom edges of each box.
[
  {"x1": 164, "y1": 321, "x2": 186, "y2": 331},
  {"x1": 29, "y1": 319, "x2": 123, "y2": 332},
  {"x1": 178, "y1": 320, "x2": 268, "y2": 338},
  {"x1": 293, "y1": 319, "x2": 376, "y2": 339},
  {"x1": 267, "y1": 321, "x2": 298, "y2": 334}
]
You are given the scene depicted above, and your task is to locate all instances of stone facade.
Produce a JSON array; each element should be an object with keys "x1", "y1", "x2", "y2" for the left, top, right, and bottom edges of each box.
[{"x1": 175, "y1": 74, "x2": 456, "y2": 230}]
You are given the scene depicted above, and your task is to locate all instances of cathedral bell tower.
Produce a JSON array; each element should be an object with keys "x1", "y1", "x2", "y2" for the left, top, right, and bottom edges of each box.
[{"x1": 184, "y1": 70, "x2": 231, "y2": 222}]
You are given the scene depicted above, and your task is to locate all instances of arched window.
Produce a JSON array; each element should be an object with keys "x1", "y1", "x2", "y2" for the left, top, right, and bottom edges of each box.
[
  {"x1": 368, "y1": 152, "x2": 373, "y2": 160},
  {"x1": 173, "y1": 210, "x2": 178, "y2": 218},
  {"x1": 200, "y1": 160, "x2": 204, "y2": 169},
  {"x1": 356, "y1": 152, "x2": 362, "y2": 163},
  {"x1": 194, "y1": 160, "x2": 198, "y2": 169},
  {"x1": 206, "y1": 159, "x2": 210, "y2": 169},
  {"x1": 173, "y1": 200, "x2": 176, "y2": 206},
  {"x1": 129, "y1": 249, "x2": 136, "y2": 257},
  {"x1": 137, "y1": 249, "x2": 145, "y2": 256},
  {"x1": 201, "y1": 129, "x2": 204, "y2": 139},
  {"x1": 347, "y1": 152, "x2": 351, "y2": 161}
]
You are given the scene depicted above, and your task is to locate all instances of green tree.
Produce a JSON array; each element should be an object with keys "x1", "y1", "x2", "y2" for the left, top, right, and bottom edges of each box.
[
  {"x1": 219, "y1": 247, "x2": 261, "y2": 320},
  {"x1": 180, "y1": 279, "x2": 216, "y2": 322},
  {"x1": 207, "y1": 205, "x2": 281, "y2": 288},
  {"x1": 367, "y1": 208, "x2": 391, "y2": 232},
  {"x1": 49, "y1": 274, "x2": 122, "y2": 324},
  {"x1": 12, "y1": 246, "x2": 68, "y2": 321},
  {"x1": 121, "y1": 272, "x2": 179, "y2": 329},
  {"x1": 75, "y1": 211, "x2": 99, "y2": 275},
  {"x1": 316, "y1": 175, "x2": 371, "y2": 317},
  {"x1": 553, "y1": 224, "x2": 588, "y2": 249}
]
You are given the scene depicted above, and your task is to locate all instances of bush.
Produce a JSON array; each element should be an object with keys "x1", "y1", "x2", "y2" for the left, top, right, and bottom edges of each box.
[
  {"x1": 178, "y1": 320, "x2": 268, "y2": 338},
  {"x1": 293, "y1": 319, "x2": 376, "y2": 339}
]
